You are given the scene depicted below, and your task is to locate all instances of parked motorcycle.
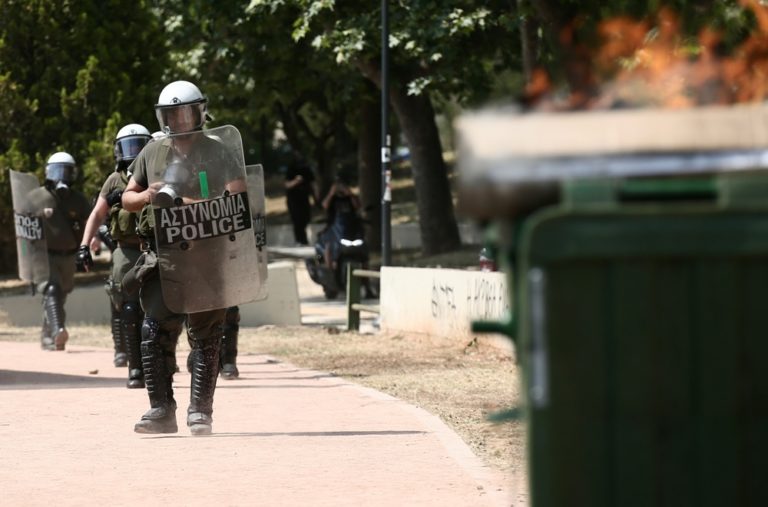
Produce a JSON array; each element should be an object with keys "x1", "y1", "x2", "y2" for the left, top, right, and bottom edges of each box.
[{"x1": 305, "y1": 184, "x2": 374, "y2": 299}]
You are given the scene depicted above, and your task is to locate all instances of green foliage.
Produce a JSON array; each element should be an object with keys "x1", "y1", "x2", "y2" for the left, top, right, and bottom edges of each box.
[
  {"x1": 0, "y1": 0, "x2": 168, "y2": 169},
  {"x1": 0, "y1": 0, "x2": 169, "y2": 272},
  {"x1": 524, "y1": 0, "x2": 761, "y2": 90},
  {"x1": 154, "y1": 0, "x2": 366, "y2": 185},
  {"x1": 285, "y1": 0, "x2": 522, "y2": 105},
  {"x1": 3, "y1": 0, "x2": 753, "y2": 271}
]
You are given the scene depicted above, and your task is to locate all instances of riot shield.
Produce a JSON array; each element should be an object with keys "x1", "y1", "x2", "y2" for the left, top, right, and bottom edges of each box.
[
  {"x1": 146, "y1": 125, "x2": 266, "y2": 313},
  {"x1": 246, "y1": 164, "x2": 268, "y2": 302},
  {"x1": 10, "y1": 170, "x2": 49, "y2": 285}
]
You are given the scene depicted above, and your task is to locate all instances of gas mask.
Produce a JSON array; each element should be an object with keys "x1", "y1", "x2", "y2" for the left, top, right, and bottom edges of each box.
[{"x1": 54, "y1": 181, "x2": 70, "y2": 198}]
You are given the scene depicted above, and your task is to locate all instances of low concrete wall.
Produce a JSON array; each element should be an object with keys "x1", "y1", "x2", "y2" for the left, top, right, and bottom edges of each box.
[
  {"x1": 240, "y1": 261, "x2": 301, "y2": 326},
  {"x1": 0, "y1": 262, "x2": 301, "y2": 327},
  {"x1": 380, "y1": 267, "x2": 511, "y2": 348}
]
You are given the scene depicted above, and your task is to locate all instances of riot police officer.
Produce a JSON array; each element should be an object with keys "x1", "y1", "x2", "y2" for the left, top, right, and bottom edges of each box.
[
  {"x1": 77, "y1": 124, "x2": 152, "y2": 388},
  {"x1": 122, "y1": 80, "x2": 250, "y2": 435},
  {"x1": 27, "y1": 152, "x2": 91, "y2": 351}
]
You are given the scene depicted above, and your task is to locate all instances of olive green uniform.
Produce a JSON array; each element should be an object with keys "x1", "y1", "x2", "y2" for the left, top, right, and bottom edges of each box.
[
  {"x1": 128, "y1": 135, "x2": 238, "y2": 433},
  {"x1": 100, "y1": 171, "x2": 142, "y2": 307},
  {"x1": 27, "y1": 186, "x2": 90, "y2": 291},
  {"x1": 27, "y1": 185, "x2": 90, "y2": 348},
  {"x1": 100, "y1": 171, "x2": 145, "y2": 384}
]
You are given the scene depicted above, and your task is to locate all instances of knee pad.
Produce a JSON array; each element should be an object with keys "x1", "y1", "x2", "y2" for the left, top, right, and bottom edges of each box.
[
  {"x1": 142, "y1": 318, "x2": 178, "y2": 357},
  {"x1": 122, "y1": 302, "x2": 142, "y2": 326},
  {"x1": 43, "y1": 282, "x2": 62, "y2": 299},
  {"x1": 141, "y1": 318, "x2": 161, "y2": 342}
]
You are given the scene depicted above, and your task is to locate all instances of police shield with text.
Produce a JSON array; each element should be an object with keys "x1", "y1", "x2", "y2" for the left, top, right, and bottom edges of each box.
[
  {"x1": 216, "y1": 164, "x2": 268, "y2": 380},
  {"x1": 122, "y1": 80, "x2": 266, "y2": 435},
  {"x1": 25, "y1": 153, "x2": 91, "y2": 350},
  {"x1": 146, "y1": 125, "x2": 264, "y2": 312},
  {"x1": 10, "y1": 170, "x2": 50, "y2": 287}
]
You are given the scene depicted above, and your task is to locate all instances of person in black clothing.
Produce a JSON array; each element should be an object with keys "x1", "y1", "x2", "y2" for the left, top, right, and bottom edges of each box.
[
  {"x1": 284, "y1": 160, "x2": 316, "y2": 245},
  {"x1": 320, "y1": 175, "x2": 361, "y2": 269},
  {"x1": 317, "y1": 174, "x2": 376, "y2": 298}
]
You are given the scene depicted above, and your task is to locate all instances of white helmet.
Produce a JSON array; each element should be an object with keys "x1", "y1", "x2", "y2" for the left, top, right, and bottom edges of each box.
[
  {"x1": 154, "y1": 80, "x2": 209, "y2": 134},
  {"x1": 45, "y1": 152, "x2": 77, "y2": 184},
  {"x1": 114, "y1": 123, "x2": 151, "y2": 163}
]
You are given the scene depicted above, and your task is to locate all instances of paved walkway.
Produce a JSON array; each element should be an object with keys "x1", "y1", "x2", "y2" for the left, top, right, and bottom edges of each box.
[{"x1": 0, "y1": 341, "x2": 512, "y2": 506}]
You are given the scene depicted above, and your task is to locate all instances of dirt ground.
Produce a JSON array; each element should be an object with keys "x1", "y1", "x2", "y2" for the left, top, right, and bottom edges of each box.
[
  {"x1": 2, "y1": 161, "x2": 526, "y2": 495},
  {"x1": 2, "y1": 321, "x2": 526, "y2": 484}
]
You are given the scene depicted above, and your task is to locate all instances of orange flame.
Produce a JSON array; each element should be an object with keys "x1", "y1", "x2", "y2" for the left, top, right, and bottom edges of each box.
[{"x1": 529, "y1": 3, "x2": 768, "y2": 110}]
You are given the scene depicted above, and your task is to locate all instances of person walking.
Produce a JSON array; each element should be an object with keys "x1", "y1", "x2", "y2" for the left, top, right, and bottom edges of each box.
[
  {"x1": 122, "y1": 80, "x2": 255, "y2": 435},
  {"x1": 284, "y1": 157, "x2": 316, "y2": 245},
  {"x1": 27, "y1": 152, "x2": 91, "y2": 351},
  {"x1": 76, "y1": 123, "x2": 152, "y2": 388}
]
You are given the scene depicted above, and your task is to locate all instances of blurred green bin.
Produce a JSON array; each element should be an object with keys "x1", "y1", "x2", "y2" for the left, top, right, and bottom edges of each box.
[{"x1": 459, "y1": 108, "x2": 768, "y2": 506}]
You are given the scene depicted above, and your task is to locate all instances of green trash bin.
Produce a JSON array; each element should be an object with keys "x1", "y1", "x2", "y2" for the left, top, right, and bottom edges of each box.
[{"x1": 459, "y1": 108, "x2": 768, "y2": 507}]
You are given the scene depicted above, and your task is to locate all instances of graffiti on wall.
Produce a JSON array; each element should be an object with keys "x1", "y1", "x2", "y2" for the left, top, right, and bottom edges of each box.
[
  {"x1": 430, "y1": 281, "x2": 457, "y2": 318},
  {"x1": 429, "y1": 274, "x2": 510, "y2": 332},
  {"x1": 466, "y1": 276, "x2": 510, "y2": 319}
]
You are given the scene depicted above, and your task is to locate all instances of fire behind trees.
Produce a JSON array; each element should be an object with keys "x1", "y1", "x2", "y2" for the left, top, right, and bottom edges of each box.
[{"x1": 525, "y1": 0, "x2": 768, "y2": 111}]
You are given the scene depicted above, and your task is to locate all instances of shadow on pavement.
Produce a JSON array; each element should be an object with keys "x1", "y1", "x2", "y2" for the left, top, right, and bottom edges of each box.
[
  {"x1": 0, "y1": 369, "x2": 126, "y2": 390},
  {"x1": 223, "y1": 374, "x2": 337, "y2": 381},
  {"x1": 215, "y1": 383, "x2": 345, "y2": 389},
  {"x1": 146, "y1": 430, "x2": 427, "y2": 439}
]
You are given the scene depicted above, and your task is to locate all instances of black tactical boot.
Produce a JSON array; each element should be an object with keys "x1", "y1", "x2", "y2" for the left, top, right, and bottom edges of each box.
[
  {"x1": 42, "y1": 283, "x2": 68, "y2": 351},
  {"x1": 219, "y1": 306, "x2": 240, "y2": 380},
  {"x1": 122, "y1": 302, "x2": 144, "y2": 389},
  {"x1": 111, "y1": 306, "x2": 127, "y2": 367},
  {"x1": 187, "y1": 338, "x2": 221, "y2": 435},
  {"x1": 134, "y1": 319, "x2": 177, "y2": 434}
]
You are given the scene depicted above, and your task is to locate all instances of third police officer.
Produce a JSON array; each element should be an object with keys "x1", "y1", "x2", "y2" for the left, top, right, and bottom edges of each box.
[{"x1": 27, "y1": 153, "x2": 91, "y2": 351}]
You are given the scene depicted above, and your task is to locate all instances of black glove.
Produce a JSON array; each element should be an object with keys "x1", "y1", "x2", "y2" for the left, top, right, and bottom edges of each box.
[
  {"x1": 75, "y1": 245, "x2": 93, "y2": 272},
  {"x1": 106, "y1": 189, "x2": 123, "y2": 207}
]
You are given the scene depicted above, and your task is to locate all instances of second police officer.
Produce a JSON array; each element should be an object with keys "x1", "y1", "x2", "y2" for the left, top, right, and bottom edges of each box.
[{"x1": 77, "y1": 123, "x2": 152, "y2": 388}]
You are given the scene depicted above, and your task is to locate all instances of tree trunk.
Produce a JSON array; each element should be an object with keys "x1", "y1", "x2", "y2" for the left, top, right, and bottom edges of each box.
[
  {"x1": 389, "y1": 87, "x2": 460, "y2": 255},
  {"x1": 518, "y1": 0, "x2": 538, "y2": 84},
  {"x1": 357, "y1": 85, "x2": 382, "y2": 251},
  {"x1": 355, "y1": 59, "x2": 461, "y2": 255}
]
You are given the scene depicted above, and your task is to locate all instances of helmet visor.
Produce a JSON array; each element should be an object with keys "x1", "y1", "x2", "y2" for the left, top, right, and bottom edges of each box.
[
  {"x1": 46, "y1": 163, "x2": 76, "y2": 184},
  {"x1": 155, "y1": 102, "x2": 206, "y2": 134},
  {"x1": 115, "y1": 135, "x2": 150, "y2": 162}
]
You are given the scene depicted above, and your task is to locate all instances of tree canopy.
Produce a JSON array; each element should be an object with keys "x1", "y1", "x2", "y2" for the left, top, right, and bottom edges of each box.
[
  {"x1": 0, "y1": 0, "x2": 168, "y2": 270},
  {"x1": 2, "y1": 0, "x2": 767, "y2": 270}
]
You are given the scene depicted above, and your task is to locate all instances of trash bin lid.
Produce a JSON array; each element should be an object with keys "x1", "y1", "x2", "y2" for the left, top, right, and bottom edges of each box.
[
  {"x1": 457, "y1": 103, "x2": 768, "y2": 184},
  {"x1": 457, "y1": 104, "x2": 768, "y2": 219}
]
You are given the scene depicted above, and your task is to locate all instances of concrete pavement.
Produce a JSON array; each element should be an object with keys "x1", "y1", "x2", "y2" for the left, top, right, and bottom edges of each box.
[{"x1": 0, "y1": 341, "x2": 513, "y2": 506}]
